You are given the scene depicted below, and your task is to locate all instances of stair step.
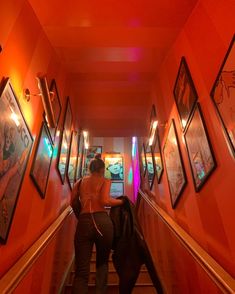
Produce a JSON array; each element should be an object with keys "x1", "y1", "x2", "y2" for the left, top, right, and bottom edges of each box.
[
  {"x1": 63, "y1": 248, "x2": 156, "y2": 294},
  {"x1": 68, "y1": 269, "x2": 152, "y2": 284},
  {"x1": 64, "y1": 283, "x2": 156, "y2": 294}
]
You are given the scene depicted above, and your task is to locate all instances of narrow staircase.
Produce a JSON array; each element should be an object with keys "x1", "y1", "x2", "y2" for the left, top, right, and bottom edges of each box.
[{"x1": 62, "y1": 248, "x2": 157, "y2": 293}]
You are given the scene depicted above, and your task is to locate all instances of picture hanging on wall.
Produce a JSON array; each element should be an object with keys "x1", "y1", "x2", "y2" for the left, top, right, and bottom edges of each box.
[
  {"x1": 0, "y1": 78, "x2": 34, "y2": 244},
  {"x1": 210, "y1": 35, "x2": 235, "y2": 156},
  {"x1": 104, "y1": 155, "x2": 124, "y2": 181},
  {"x1": 30, "y1": 122, "x2": 53, "y2": 198},
  {"x1": 145, "y1": 144, "x2": 155, "y2": 189},
  {"x1": 149, "y1": 104, "x2": 164, "y2": 183},
  {"x1": 110, "y1": 182, "x2": 124, "y2": 198},
  {"x1": 75, "y1": 131, "x2": 84, "y2": 181},
  {"x1": 57, "y1": 97, "x2": 73, "y2": 184},
  {"x1": 152, "y1": 128, "x2": 164, "y2": 183},
  {"x1": 67, "y1": 130, "x2": 79, "y2": 189},
  {"x1": 44, "y1": 79, "x2": 61, "y2": 143},
  {"x1": 163, "y1": 119, "x2": 187, "y2": 208},
  {"x1": 83, "y1": 146, "x2": 102, "y2": 176},
  {"x1": 173, "y1": 57, "x2": 198, "y2": 130},
  {"x1": 184, "y1": 103, "x2": 216, "y2": 192},
  {"x1": 141, "y1": 143, "x2": 147, "y2": 177}
]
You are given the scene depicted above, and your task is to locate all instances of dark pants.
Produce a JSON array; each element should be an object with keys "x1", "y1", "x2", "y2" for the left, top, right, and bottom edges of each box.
[{"x1": 72, "y1": 212, "x2": 113, "y2": 294}]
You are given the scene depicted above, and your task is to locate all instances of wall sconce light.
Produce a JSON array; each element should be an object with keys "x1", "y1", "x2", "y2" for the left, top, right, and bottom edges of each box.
[
  {"x1": 148, "y1": 120, "x2": 167, "y2": 146},
  {"x1": 149, "y1": 120, "x2": 158, "y2": 146},
  {"x1": 24, "y1": 76, "x2": 56, "y2": 128}
]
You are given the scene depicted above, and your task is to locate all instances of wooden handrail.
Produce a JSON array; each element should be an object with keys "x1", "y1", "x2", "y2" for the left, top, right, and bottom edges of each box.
[
  {"x1": 138, "y1": 190, "x2": 235, "y2": 294},
  {"x1": 0, "y1": 206, "x2": 73, "y2": 294}
]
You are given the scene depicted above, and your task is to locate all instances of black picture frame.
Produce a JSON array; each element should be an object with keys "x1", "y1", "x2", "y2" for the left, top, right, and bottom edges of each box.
[
  {"x1": 163, "y1": 119, "x2": 187, "y2": 208},
  {"x1": 30, "y1": 122, "x2": 53, "y2": 198},
  {"x1": 75, "y1": 131, "x2": 84, "y2": 181},
  {"x1": 44, "y1": 79, "x2": 62, "y2": 143},
  {"x1": 110, "y1": 182, "x2": 124, "y2": 198},
  {"x1": 152, "y1": 128, "x2": 164, "y2": 183},
  {"x1": 149, "y1": 104, "x2": 164, "y2": 184},
  {"x1": 0, "y1": 78, "x2": 34, "y2": 244},
  {"x1": 145, "y1": 143, "x2": 155, "y2": 189},
  {"x1": 104, "y1": 155, "x2": 124, "y2": 181},
  {"x1": 57, "y1": 97, "x2": 73, "y2": 184},
  {"x1": 173, "y1": 57, "x2": 198, "y2": 130},
  {"x1": 184, "y1": 103, "x2": 217, "y2": 192},
  {"x1": 210, "y1": 35, "x2": 235, "y2": 157},
  {"x1": 67, "y1": 131, "x2": 79, "y2": 189},
  {"x1": 141, "y1": 143, "x2": 147, "y2": 177}
]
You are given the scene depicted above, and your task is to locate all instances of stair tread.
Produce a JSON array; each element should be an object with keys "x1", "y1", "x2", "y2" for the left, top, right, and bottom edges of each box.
[{"x1": 66, "y1": 282, "x2": 154, "y2": 287}]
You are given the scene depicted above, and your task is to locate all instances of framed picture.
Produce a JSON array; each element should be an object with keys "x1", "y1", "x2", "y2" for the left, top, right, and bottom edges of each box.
[
  {"x1": 141, "y1": 143, "x2": 147, "y2": 176},
  {"x1": 104, "y1": 155, "x2": 124, "y2": 181},
  {"x1": 0, "y1": 78, "x2": 34, "y2": 244},
  {"x1": 210, "y1": 35, "x2": 235, "y2": 156},
  {"x1": 57, "y1": 97, "x2": 73, "y2": 184},
  {"x1": 184, "y1": 103, "x2": 216, "y2": 192},
  {"x1": 67, "y1": 131, "x2": 79, "y2": 189},
  {"x1": 152, "y1": 128, "x2": 164, "y2": 183},
  {"x1": 163, "y1": 119, "x2": 187, "y2": 208},
  {"x1": 149, "y1": 104, "x2": 164, "y2": 183},
  {"x1": 145, "y1": 144, "x2": 155, "y2": 189},
  {"x1": 110, "y1": 182, "x2": 124, "y2": 198},
  {"x1": 44, "y1": 79, "x2": 61, "y2": 143},
  {"x1": 30, "y1": 122, "x2": 53, "y2": 198},
  {"x1": 173, "y1": 57, "x2": 198, "y2": 130},
  {"x1": 83, "y1": 146, "x2": 102, "y2": 176},
  {"x1": 75, "y1": 132, "x2": 84, "y2": 181}
]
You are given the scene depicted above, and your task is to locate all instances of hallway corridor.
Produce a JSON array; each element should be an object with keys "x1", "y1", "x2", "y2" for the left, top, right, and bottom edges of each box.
[{"x1": 0, "y1": 0, "x2": 235, "y2": 293}]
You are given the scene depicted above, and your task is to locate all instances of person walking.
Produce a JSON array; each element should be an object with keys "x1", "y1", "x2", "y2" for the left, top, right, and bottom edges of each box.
[{"x1": 71, "y1": 154, "x2": 124, "y2": 294}]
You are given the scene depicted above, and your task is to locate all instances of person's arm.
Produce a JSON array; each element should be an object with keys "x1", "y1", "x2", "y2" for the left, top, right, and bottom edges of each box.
[{"x1": 100, "y1": 179, "x2": 123, "y2": 207}]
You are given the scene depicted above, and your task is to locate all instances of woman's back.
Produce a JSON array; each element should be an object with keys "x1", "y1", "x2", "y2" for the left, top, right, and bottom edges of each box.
[{"x1": 79, "y1": 174, "x2": 107, "y2": 213}]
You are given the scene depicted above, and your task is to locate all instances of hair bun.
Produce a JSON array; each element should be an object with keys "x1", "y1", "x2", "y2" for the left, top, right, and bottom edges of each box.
[{"x1": 94, "y1": 153, "x2": 101, "y2": 160}]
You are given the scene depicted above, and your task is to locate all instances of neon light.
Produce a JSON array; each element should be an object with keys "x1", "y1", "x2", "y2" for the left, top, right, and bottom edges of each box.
[
  {"x1": 44, "y1": 138, "x2": 53, "y2": 157},
  {"x1": 132, "y1": 136, "x2": 137, "y2": 157}
]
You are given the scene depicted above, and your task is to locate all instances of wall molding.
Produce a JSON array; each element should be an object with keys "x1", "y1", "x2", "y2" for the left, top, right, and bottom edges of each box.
[
  {"x1": 139, "y1": 190, "x2": 235, "y2": 293},
  {"x1": 0, "y1": 206, "x2": 73, "y2": 294}
]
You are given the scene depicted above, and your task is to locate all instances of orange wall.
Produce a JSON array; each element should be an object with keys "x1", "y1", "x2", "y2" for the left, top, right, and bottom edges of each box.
[
  {"x1": 138, "y1": 199, "x2": 222, "y2": 293},
  {"x1": 0, "y1": 0, "x2": 74, "y2": 282},
  {"x1": 91, "y1": 137, "x2": 134, "y2": 200},
  {"x1": 14, "y1": 214, "x2": 76, "y2": 294},
  {"x1": 150, "y1": 0, "x2": 235, "y2": 277}
]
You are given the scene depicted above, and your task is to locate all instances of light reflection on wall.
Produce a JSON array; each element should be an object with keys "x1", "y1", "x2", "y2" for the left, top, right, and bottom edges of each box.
[
  {"x1": 132, "y1": 136, "x2": 140, "y2": 201},
  {"x1": 128, "y1": 167, "x2": 133, "y2": 185}
]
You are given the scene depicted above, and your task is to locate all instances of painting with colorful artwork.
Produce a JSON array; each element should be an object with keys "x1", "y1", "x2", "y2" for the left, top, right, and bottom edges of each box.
[{"x1": 0, "y1": 79, "x2": 33, "y2": 243}]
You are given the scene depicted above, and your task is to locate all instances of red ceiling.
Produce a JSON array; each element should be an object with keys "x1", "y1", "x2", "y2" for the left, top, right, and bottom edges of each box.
[{"x1": 28, "y1": 0, "x2": 198, "y2": 137}]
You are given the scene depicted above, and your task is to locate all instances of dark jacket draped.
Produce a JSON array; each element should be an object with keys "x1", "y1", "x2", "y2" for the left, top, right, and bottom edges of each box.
[{"x1": 109, "y1": 196, "x2": 163, "y2": 294}]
